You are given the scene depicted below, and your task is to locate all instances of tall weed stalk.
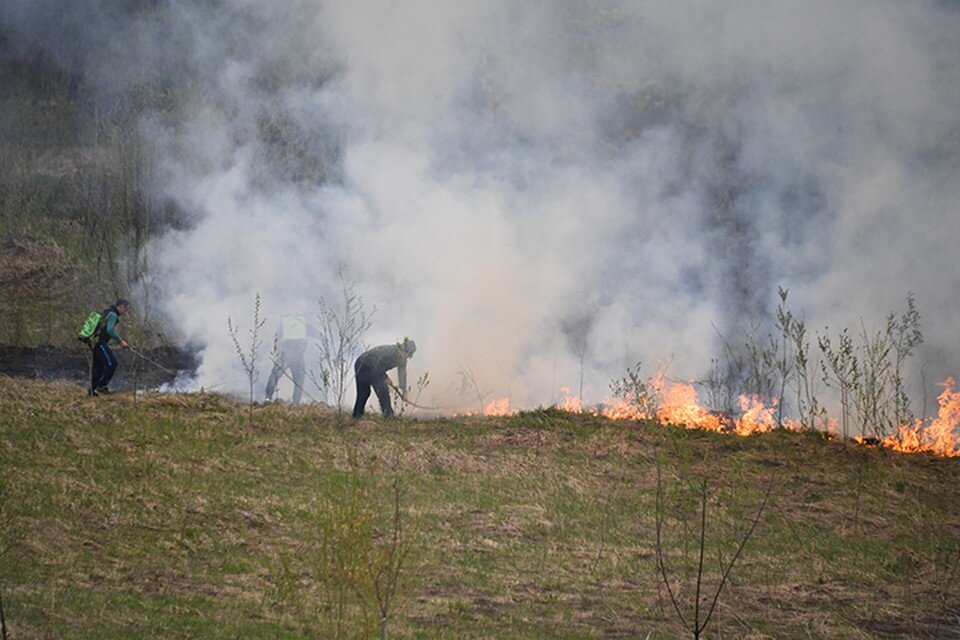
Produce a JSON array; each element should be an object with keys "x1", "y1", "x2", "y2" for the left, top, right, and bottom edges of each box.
[{"x1": 227, "y1": 293, "x2": 266, "y2": 434}]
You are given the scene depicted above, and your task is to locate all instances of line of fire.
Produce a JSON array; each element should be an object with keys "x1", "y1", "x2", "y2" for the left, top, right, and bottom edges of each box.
[{"x1": 455, "y1": 374, "x2": 960, "y2": 459}]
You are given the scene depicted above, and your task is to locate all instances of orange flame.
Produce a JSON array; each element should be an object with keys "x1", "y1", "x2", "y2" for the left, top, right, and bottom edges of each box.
[
  {"x1": 733, "y1": 394, "x2": 777, "y2": 435},
  {"x1": 452, "y1": 396, "x2": 516, "y2": 417},
  {"x1": 483, "y1": 396, "x2": 516, "y2": 417},
  {"x1": 881, "y1": 377, "x2": 960, "y2": 457},
  {"x1": 558, "y1": 387, "x2": 584, "y2": 413},
  {"x1": 600, "y1": 398, "x2": 648, "y2": 421},
  {"x1": 556, "y1": 376, "x2": 958, "y2": 457},
  {"x1": 656, "y1": 382, "x2": 723, "y2": 431},
  {"x1": 457, "y1": 374, "x2": 959, "y2": 457}
]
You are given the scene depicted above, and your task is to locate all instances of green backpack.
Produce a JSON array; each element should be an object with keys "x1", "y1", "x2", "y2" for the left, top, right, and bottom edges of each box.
[{"x1": 77, "y1": 311, "x2": 103, "y2": 345}]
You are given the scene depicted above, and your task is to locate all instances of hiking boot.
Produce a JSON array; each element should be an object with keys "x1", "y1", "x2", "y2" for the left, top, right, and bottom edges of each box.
[{"x1": 96, "y1": 387, "x2": 111, "y2": 395}]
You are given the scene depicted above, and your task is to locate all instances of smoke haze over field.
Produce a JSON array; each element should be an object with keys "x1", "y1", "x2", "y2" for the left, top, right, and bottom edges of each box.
[{"x1": 3, "y1": 1, "x2": 959, "y2": 412}]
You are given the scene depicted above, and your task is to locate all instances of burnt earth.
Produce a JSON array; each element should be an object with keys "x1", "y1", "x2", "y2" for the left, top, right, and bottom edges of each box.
[{"x1": 0, "y1": 344, "x2": 198, "y2": 391}]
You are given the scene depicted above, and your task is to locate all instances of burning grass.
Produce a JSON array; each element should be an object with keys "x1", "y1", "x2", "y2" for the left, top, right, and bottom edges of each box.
[
  {"x1": 2, "y1": 376, "x2": 959, "y2": 639},
  {"x1": 471, "y1": 373, "x2": 960, "y2": 460},
  {"x1": 879, "y1": 376, "x2": 960, "y2": 457}
]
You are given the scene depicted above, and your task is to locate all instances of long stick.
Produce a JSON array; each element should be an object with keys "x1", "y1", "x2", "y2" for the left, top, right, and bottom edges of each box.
[
  {"x1": 128, "y1": 347, "x2": 179, "y2": 376},
  {"x1": 386, "y1": 380, "x2": 441, "y2": 411}
]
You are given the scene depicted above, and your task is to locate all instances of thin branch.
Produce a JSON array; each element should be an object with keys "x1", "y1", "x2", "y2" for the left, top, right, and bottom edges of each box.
[
  {"x1": 698, "y1": 479, "x2": 774, "y2": 635},
  {"x1": 693, "y1": 478, "x2": 708, "y2": 634},
  {"x1": 655, "y1": 464, "x2": 689, "y2": 630}
]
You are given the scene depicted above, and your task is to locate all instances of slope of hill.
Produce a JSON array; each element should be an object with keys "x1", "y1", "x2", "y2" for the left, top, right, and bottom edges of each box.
[{"x1": 1, "y1": 377, "x2": 958, "y2": 639}]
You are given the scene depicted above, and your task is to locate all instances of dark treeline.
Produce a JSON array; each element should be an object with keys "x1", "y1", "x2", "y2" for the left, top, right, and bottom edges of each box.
[
  {"x1": 1, "y1": 3, "x2": 175, "y2": 347},
  {"x1": 0, "y1": 0, "x2": 339, "y2": 348}
]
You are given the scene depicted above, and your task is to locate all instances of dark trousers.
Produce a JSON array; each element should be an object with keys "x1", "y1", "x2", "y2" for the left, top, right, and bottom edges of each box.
[
  {"x1": 352, "y1": 365, "x2": 393, "y2": 418},
  {"x1": 91, "y1": 343, "x2": 118, "y2": 391},
  {"x1": 265, "y1": 348, "x2": 306, "y2": 403}
]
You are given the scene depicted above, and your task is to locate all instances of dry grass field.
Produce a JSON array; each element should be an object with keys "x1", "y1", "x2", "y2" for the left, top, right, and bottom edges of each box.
[{"x1": 2, "y1": 377, "x2": 959, "y2": 639}]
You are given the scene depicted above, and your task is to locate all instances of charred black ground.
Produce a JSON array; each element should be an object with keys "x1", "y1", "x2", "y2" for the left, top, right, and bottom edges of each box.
[{"x1": 0, "y1": 344, "x2": 198, "y2": 391}]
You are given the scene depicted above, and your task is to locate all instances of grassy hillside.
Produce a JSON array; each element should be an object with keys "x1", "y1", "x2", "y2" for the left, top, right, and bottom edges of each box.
[{"x1": 1, "y1": 377, "x2": 958, "y2": 639}]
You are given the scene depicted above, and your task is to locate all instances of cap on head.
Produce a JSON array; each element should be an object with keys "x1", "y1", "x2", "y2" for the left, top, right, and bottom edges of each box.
[{"x1": 401, "y1": 338, "x2": 416, "y2": 356}]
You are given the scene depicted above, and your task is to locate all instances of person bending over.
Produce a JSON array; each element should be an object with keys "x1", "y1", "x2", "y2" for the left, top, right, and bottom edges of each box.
[{"x1": 352, "y1": 338, "x2": 416, "y2": 418}]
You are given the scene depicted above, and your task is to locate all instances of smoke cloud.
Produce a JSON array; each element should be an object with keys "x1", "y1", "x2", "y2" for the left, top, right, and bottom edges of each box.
[{"x1": 4, "y1": 0, "x2": 959, "y2": 411}]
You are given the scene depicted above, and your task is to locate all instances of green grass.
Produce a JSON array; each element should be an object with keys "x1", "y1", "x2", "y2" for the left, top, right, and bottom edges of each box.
[{"x1": 2, "y1": 377, "x2": 959, "y2": 639}]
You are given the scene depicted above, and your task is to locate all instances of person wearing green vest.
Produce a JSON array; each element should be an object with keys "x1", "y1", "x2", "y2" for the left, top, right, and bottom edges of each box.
[
  {"x1": 91, "y1": 298, "x2": 130, "y2": 395},
  {"x1": 265, "y1": 315, "x2": 316, "y2": 403}
]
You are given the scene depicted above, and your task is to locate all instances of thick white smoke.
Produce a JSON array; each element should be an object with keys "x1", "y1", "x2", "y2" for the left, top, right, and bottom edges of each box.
[{"x1": 3, "y1": 0, "x2": 958, "y2": 412}]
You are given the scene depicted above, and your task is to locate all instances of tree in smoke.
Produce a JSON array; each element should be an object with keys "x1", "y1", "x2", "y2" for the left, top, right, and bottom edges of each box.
[
  {"x1": 561, "y1": 310, "x2": 595, "y2": 402},
  {"x1": 314, "y1": 280, "x2": 375, "y2": 417},
  {"x1": 818, "y1": 294, "x2": 923, "y2": 441}
]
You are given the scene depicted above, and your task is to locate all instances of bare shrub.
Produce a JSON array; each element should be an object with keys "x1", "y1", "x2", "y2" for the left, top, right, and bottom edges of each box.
[
  {"x1": 609, "y1": 361, "x2": 659, "y2": 417},
  {"x1": 227, "y1": 293, "x2": 266, "y2": 433},
  {"x1": 391, "y1": 370, "x2": 431, "y2": 417},
  {"x1": 304, "y1": 447, "x2": 415, "y2": 639},
  {"x1": 654, "y1": 459, "x2": 772, "y2": 640},
  {"x1": 314, "y1": 280, "x2": 374, "y2": 418},
  {"x1": 819, "y1": 294, "x2": 923, "y2": 440}
]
